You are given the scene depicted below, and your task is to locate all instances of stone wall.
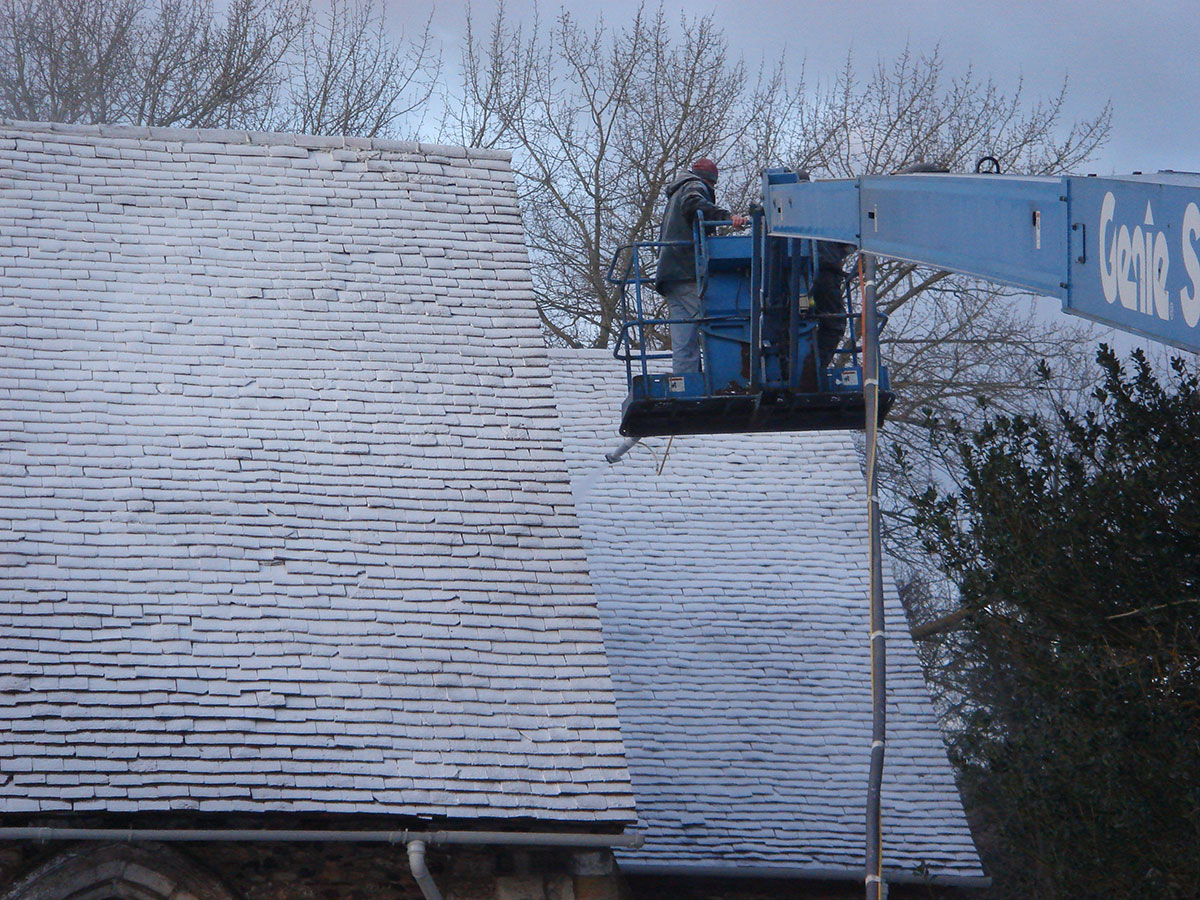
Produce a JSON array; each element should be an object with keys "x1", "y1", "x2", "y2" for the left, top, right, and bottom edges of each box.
[
  {"x1": 0, "y1": 840, "x2": 627, "y2": 900},
  {"x1": 0, "y1": 842, "x2": 984, "y2": 900}
]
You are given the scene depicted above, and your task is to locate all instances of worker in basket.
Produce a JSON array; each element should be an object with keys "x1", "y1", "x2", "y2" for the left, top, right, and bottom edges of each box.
[
  {"x1": 655, "y1": 159, "x2": 851, "y2": 387},
  {"x1": 654, "y1": 158, "x2": 748, "y2": 375}
]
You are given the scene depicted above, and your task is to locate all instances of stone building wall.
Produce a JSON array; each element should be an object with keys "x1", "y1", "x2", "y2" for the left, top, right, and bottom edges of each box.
[
  {"x1": 0, "y1": 839, "x2": 625, "y2": 900},
  {"x1": 0, "y1": 839, "x2": 976, "y2": 900}
]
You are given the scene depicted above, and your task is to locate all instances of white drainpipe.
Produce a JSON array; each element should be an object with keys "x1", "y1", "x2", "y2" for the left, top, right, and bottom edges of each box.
[{"x1": 406, "y1": 840, "x2": 443, "y2": 900}]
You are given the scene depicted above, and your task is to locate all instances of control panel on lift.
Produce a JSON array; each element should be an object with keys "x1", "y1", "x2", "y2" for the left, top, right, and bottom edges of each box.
[{"x1": 608, "y1": 170, "x2": 892, "y2": 438}]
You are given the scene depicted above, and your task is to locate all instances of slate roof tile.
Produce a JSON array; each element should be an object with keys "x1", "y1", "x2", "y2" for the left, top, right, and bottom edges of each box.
[
  {"x1": 3, "y1": 117, "x2": 981, "y2": 878},
  {"x1": 0, "y1": 120, "x2": 634, "y2": 824},
  {"x1": 549, "y1": 350, "x2": 983, "y2": 880}
]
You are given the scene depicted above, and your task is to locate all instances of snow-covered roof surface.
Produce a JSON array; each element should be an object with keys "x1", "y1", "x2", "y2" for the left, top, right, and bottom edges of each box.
[
  {"x1": 550, "y1": 351, "x2": 984, "y2": 881},
  {"x1": 0, "y1": 119, "x2": 981, "y2": 881},
  {"x1": 0, "y1": 121, "x2": 634, "y2": 821}
]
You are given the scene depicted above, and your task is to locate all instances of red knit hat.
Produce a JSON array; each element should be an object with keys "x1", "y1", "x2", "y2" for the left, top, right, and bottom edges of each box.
[{"x1": 690, "y1": 158, "x2": 718, "y2": 182}]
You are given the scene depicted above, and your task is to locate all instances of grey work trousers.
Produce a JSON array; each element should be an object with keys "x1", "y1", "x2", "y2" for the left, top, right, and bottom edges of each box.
[{"x1": 662, "y1": 281, "x2": 702, "y2": 375}]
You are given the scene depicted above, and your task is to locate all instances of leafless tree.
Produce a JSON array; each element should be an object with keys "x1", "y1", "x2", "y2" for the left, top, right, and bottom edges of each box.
[
  {"x1": 0, "y1": 0, "x2": 303, "y2": 127},
  {"x1": 0, "y1": 0, "x2": 143, "y2": 123},
  {"x1": 784, "y1": 48, "x2": 1112, "y2": 430},
  {"x1": 797, "y1": 48, "x2": 1109, "y2": 178},
  {"x1": 276, "y1": 0, "x2": 438, "y2": 138},
  {"x1": 449, "y1": 9, "x2": 1112, "y2": 597},
  {"x1": 446, "y1": 2, "x2": 799, "y2": 348},
  {"x1": 771, "y1": 49, "x2": 1112, "y2": 577},
  {"x1": 136, "y1": 0, "x2": 305, "y2": 129},
  {"x1": 0, "y1": 0, "x2": 438, "y2": 136},
  {"x1": 449, "y1": 8, "x2": 1110, "y2": 422}
]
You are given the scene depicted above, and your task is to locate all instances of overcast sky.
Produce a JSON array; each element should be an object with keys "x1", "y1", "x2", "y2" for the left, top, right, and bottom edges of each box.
[{"x1": 409, "y1": 0, "x2": 1197, "y2": 177}]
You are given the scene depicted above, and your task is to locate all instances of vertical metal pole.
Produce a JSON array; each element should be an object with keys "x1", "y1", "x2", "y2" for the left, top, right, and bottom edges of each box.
[
  {"x1": 632, "y1": 249, "x2": 650, "y2": 385},
  {"x1": 861, "y1": 252, "x2": 886, "y2": 900},
  {"x1": 748, "y1": 207, "x2": 764, "y2": 393},
  {"x1": 788, "y1": 239, "x2": 802, "y2": 390}
]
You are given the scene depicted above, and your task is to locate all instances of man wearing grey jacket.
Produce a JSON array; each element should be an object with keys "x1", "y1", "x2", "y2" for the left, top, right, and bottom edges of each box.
[{"x1": 654, "y1": 158, "x2": 748, "y2": 375}]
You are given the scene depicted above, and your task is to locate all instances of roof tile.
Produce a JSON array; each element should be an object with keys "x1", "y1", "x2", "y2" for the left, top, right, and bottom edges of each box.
[
  {"x1": 549, "y1": 350, "x2": 983, "y2": 879},
  {"x1": 0, "y1": 120, "x2": 634, "y2": 824}
]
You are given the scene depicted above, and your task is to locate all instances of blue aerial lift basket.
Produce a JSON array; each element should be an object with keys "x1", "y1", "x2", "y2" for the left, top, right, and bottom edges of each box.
[{"x1": 609, "y1": 171, "x2": 893, "y2": 437}]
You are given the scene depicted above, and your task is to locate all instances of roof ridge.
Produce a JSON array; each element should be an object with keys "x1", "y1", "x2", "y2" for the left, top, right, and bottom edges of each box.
[{"x1": 0, "y1": 118, "x2": 512, "y2": 162}]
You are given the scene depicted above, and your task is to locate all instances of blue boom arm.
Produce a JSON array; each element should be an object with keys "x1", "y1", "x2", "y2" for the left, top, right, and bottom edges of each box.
[{"x1": 763, "y1": 169, "x2": 1200, "y2": 353}]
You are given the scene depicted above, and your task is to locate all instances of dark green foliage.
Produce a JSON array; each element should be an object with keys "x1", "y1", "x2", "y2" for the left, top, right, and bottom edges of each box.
[{"x1": 909, "y1": 347, "x2": 1200, "y2": 899}]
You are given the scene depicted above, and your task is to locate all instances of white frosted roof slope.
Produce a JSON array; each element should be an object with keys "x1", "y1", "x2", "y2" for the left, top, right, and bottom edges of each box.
[
  {"x1": 0, "y1": 121, "x2": 634, "y2": 822},
  {"x1": 549, "y1": 350, "x2": 983, "y2": 881}
]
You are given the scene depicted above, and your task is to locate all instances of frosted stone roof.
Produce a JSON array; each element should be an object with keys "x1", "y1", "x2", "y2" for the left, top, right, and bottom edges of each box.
[
  {"x1": 0, "y1": 121, "x2": 634, "y2": 822},
  {"x1": 550, "y1": 351, "x2": 983, "y2": 881}
]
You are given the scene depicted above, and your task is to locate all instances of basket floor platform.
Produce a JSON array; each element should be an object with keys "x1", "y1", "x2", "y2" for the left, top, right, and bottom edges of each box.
[{"x1": 619, "y1": 380, "x2": 894, "y2": 437}]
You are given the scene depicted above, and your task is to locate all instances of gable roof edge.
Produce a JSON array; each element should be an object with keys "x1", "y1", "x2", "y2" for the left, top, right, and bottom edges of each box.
[{"x1": 0, "y1": 118, "x2": 512, "y2": 163}]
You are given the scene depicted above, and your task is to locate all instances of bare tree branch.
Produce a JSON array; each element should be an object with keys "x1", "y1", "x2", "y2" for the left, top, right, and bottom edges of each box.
[
  {"x1": 447, "y1": 3, "x2": 781, "y2": 348},
  {"x1": 278, "y1": 0, "x2": 439, "y2": 138},
  {"x1": 0, "y1": 0, "x2": 439, "y2": 136}
]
